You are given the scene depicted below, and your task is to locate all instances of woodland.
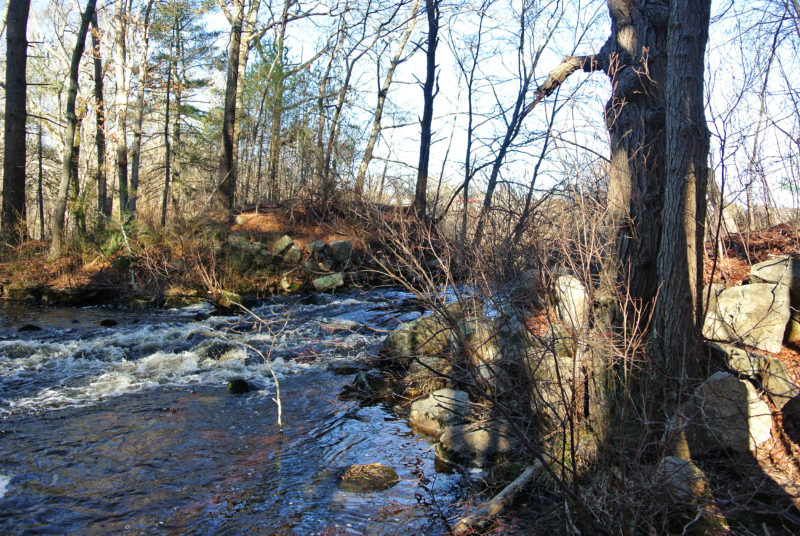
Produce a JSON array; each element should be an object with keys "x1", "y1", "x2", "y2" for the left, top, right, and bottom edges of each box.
[{"x1": 2, "y1": 0, "x2": 800, "y2": 534}]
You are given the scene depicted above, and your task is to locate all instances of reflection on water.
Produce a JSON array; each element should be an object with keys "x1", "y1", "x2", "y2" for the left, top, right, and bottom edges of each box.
[{"x1": 0, "y1": 290, "x2": 463, "y2": 535}]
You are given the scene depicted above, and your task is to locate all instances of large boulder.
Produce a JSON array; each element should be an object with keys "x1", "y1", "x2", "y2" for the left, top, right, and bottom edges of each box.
[
  {"x1": 522, "y1": 323, "x2": 577, "y2": 427},
  {"x1": 654, "y1": 456, "x2": 709, "y2": 502},
  {"x1": 283, "y1": 245, "x2": 302, "y2": 265},
  {"x1": 702, "y1": 283, "x2": 790, "y2": 354},
  {"x1": 709, "y1": 343, "x2": 799, "y2": 410},
  {"x1": 402, "y1": 356, "x2": 453, "y2": 398},
  {"x1": 554, "y1": 275, "x2": 589, "y2": 333},
  {"x1": 693, "y1": 371, "x2": 772, "y2": 454},
  {"x1": 750, "y1": 255, "x2": 800, "y2": 301},
  {"x1": 436, "y1": 420, "x2": 520, "y2": 467},
  {"x1": 330, "y1": 240, "x2": 353, "y2": 264},
  {"x1": 409, "y1": 388, "x2": 471, "y2": 436}
]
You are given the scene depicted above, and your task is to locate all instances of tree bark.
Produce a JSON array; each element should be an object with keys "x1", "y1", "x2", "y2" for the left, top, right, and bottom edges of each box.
[
  {"x1": 2, "y1": 0, "x2": 31, "y2": 243},
  {"x1": 90, "y1": 11, "x2": 109, "y2": 219},
  {"x1": 413, "y1": 0, "x2": 439, "y2": 218},
  {"x1": 214, "y1": 0, "x2": 245, "y2": 209},
  {"x1": 113, "y1": 0, "x2": 130, "y2": 218},
  {"x1": 128, "y1": 0, "x2": 155, "y2": 219},
  {"x1": 654, "y1": 0, "x2": 711, "y2": 381},
  {"x1": 51, "y1": 0, "x2": 97, "y2": 255}
]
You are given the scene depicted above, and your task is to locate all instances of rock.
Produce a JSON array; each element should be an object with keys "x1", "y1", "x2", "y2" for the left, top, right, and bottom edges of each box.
[
  {"x1": 304, "y1": 240, "x2": 327, "y2": 254},
  {"x1": 702, "y1": 283, "x2": 790, "y2": 354},
  {"x1": 437, "y1": 420, "x2": 520, "y2": 467},
  {"x1": 761, "y1": 357, "x2": 800, "y2": 410},
  {"x1": 216, "y1": 290, "x2": 242, "y2": 309},
  {"x1": 329, "y1": 240, "x2": 353, "y2": 264},
  {"x1": 313, "y1": 272, "x2": 344, "y2": 292},
  {"x1": 346, "y1": 370, "x2": 392, "y2": 399},
  {"x1": 554, "y1": 275, "x2": 589, "y2": 333},
  {"x1": 338, "y1": 463, "x2": 399, "y2": 492},
  {"x1": 750, "y1": 255, "x2": 800, "y2": 301},
  {"x1": 785, "y1": 310, "x2": 800, "y2": 345},
  {"x1": 693, "y1": 371, "x2": 772, "y2": 453},
  {"x1": 402, "y1": 355, "x2": 453, "y2": 397},
  {"x1": 710, "y1": 343, "x2": 799, "y2": 410},
  {"x1": 283, "y1": 245, "x2": 302, "y2": 265},
  {"x1": 234, "y1": 214, "x2": 248, "y2": 226},
  {"x1": 382, "y1": 314, "x2": 454, "y2": 360},
  {"x1": 327, "y1": 363, "x2": 367, "y2": 375},
  {"x1": 18, "y1": 324, "x2": 42, "y2": 332},
  {"x1": 522, "y1": 324, "x2": 577, "y2": 426},
  {"x1": 227, "y1": 378, "x2": 252, "y2": 393},
  {"x1": 100, "y1": 319, "x2": 118, "y2": 327},
  {"x1": 272, "y1": 235, "x2": 293, "y2": 256},
  {"x1": 409, "y1": 389, "x2": 471, "y2": 436},
  {"x1": 654, "y1": 456, "x2": 709, "y2": 502}
]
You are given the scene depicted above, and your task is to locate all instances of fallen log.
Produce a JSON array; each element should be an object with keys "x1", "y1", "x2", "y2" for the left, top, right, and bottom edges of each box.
[{"x1": 453, "y1": 460, "x2": 543, "y2": 535}]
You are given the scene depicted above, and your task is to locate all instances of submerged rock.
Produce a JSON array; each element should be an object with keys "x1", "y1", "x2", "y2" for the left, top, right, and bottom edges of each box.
[
  {"x1": 313, "y1": 272, "x2": 344, "y2": 292},
  {"x1": 227, "y1": 378, "x2": 252, "y2": 394},
  {"x1": 18, "y1": 324, "x2": 42, "y2": 332},
  {"x1": 338, "y1": 463, "x2": 399, "y2": 492},
  {"x1": 100, "y1": 319, "x2": 118, "y2": 327}
]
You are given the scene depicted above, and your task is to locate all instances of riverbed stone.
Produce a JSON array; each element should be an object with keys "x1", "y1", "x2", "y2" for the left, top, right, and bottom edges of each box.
[
  {"x1": 313, "y1": 272, "x2": 344, "y2": 292},
  {"x1": 702, "y1": 283, "x2": 790, "y2": 354},
  {"x1": 402, "y1": 356, "x2": 453, "y2": 397},
  {"x1": 436, "y1": 420, "x2": 520, "y2": 467},
  {"x1": 338, "y1": 463, "x2": 399, "y2": 492},
  {"x1": 382, "y1": 314, "x2": 454, "y2": 360},
  {"x1": 409, "y1": 389, "x2": 471, "y2": 437},
  {"x1": 227, "y1": 378, "x2": 252, "y2": 394},
  {"x1": 693, "y1": 371, "x2": 772, "y2": 453},
  {"x1": 217, "y1": 290, "x2": 243, "y2": 309},
  {"x1": 305, "y1": 240, "x2": 327, "y2": 254}
]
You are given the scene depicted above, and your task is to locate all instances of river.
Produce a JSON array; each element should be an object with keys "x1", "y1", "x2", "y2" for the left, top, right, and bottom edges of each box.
[{"x1": 0, "y1": 289, "x2": 466, "y2": 535}]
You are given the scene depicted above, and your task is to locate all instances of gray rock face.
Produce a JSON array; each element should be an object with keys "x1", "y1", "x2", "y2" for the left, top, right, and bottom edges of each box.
[
  {"x1": 702, "y1": 283, "x2": 790, "y2": 353},
  {"x1": 409, "y1": 389, "x2": 471, "y2": 437},
  {"x1": 522, "y1": 324, "x2": 577, "y2": 427},
  {"x1": 382, "y1": 314, "x2": 454, "y2": 359},
  {"x1": 330, "y1": 240, "x2": 353, "y2": 264},
  {"x1": 436, "y1": 420, "x2": 520, "y2": 467},
  {"x1": 709, "y1": 343, "x2": 799, "y2": 410},
  {"x1": 750, "y1": 255, "x2": 800, "y2": 300},
  {"x1": 693, "y1": 371, "x2": 772, "y2": 453},
  {"x1": 554, "y1": 275, "x2": 589, "y2": 333},
  {"x1": 272, "y1": 235, "x2": 293, "y2": 256},
  {"x1": 313, "y1": 272, "x2": 344, "y2": 291}
]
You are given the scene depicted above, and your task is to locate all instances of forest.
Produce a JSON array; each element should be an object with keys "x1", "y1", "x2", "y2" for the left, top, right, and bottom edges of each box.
[{"x1": 2, "y1": 0, "x2": 800, "y2": 534}]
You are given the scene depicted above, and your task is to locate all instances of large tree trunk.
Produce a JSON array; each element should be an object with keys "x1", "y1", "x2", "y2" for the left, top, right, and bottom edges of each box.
[
  {"x1": 128, "y1": 0, "x2": 155, "y2": 220},
  {"x1": 90, "y1": 11, "x2": 109, "y2": 219},
  {"x1": 162, "y1": 39, "x2": 174, "y2": 228},
  {"x1": 654, "y1": 0, "x2": 711, "y2": 381},
  {"x1": 2, "y1": 0, "x2": 31, "y2": 243},
  {"x1": 51, "y1": 0, "x2": 97, "y2": 255},
  {"x1": 413, "y1": 0, "x2": 439, "y2": 218},
  {"x1": 214, "y1": 0, "x2": 245, "y2": 209},
  {"x1": 113, "y1": 0, "x2": 129, "y2": 217}
]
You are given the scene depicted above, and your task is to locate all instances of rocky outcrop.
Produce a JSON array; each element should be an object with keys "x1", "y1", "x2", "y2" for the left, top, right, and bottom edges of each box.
[
  {"x1": 750, "y1": 255, "x2": 800, "y2": 300},
  {"x1": 702, "y1": 283, "x2": 790, "y2": 353},
  {"x1": 554, "y1": 275, "x2": 589, "y2": 333}
]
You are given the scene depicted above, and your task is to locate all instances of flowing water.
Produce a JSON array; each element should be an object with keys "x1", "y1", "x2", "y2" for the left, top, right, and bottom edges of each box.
[{"x1": 0, "y1": 289, "x2": 466, "y2": 535}]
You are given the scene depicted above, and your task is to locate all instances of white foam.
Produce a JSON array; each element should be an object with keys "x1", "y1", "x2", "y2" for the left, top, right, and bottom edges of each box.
[{"x1": 0, "y1": 475, "x2": 10, "y2": 499}]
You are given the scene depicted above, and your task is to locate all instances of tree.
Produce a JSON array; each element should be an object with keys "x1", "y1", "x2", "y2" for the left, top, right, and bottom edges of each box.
[
  {"x1": 112, "y1": 0, "x2": 130, "y2": 217},
  {"x1": 90, "y1": 11, "x2": 110, "y2": 219},
  {"x1": 51, "y1": 0, "x2": 98, "y2": 255},
  {"x1": 2, "y1": 0, "x2": 32, "y2": 243},
  {"x1": 413, "y1": 0, "x2": 440, "y2": 218},
  {"x1": 525, "y1": 1, "x2": 712, "y2": 408}
]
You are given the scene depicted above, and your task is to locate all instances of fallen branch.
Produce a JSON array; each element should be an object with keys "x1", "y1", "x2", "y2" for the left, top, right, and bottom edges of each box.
[{"x1": 453, "y1": 460, "x2": 543, "y2": 535}]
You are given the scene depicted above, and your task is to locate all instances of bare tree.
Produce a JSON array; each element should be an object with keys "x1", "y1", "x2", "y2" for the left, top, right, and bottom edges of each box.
[
  {"x1": 413, "y1": 0, "x2": 440, "y2": 218},
  {"x1": 51, "y1": 0, "x2": 97, "y2": 255},
  {"x1": 90, "y1": 11, "x2": 109, "y2": 219}
]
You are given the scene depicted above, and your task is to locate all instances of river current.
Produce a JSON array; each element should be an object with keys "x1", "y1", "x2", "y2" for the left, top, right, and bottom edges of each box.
[{"x1": 0, "y1": 289, "x2": 466, "y2": 535}]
